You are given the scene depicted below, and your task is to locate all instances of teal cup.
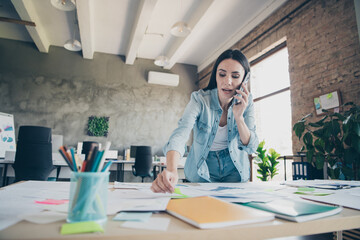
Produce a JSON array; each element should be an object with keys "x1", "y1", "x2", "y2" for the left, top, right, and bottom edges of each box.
[{"x1": 67, "y1": 172, "x2": 109, "y2": 224}]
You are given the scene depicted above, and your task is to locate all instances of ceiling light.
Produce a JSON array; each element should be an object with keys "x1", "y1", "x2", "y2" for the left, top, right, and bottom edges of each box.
[
  {"x1": 170, "y1": 21, "x2": 191, "y2": 37},
  {"x1": 51, "y1": 0, "x2": 76, "y2": 11},
  {"x1": 64, "y1": 39, "x2": 82, "y2": 51},
  {"x1": 154, "y1": 56, "x2": 170, "y2": 67}
]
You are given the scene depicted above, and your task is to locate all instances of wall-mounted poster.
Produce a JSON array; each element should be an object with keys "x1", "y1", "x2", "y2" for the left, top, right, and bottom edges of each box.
[
  {"x1": 0, "y1": 112, "x2": 16, "y2": 158},
  {"x1": 314, "y1": 91, "x2": 341, "y2": 115}
]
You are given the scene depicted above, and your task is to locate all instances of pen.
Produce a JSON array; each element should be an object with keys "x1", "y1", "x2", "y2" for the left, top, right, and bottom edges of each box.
[
  {"x1": 58, "y1": 148, "x2": 74, "y2": 171},
  {"x1": 70, "y1": 148, "x2": 78, "y2": 172},
  {"x1": 96, "y1": 142, "x2": 111, "y2": 172},
  {"x1": 101, "y1": 160, "x2": 113, "y2": 172}
]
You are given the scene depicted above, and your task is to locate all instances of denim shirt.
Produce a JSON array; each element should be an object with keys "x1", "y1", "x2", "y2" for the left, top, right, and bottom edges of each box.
[{"x1": 163, "y1": 88, "x2": 259, "y2": 182}]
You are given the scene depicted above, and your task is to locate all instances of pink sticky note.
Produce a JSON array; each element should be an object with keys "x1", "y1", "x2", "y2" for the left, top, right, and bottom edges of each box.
[{"x1": 35, "y1": 199, "x2": 69, "y2": 205}]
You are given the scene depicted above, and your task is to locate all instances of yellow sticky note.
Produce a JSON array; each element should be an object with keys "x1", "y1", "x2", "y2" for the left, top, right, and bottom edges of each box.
[
  {"x1": 327, "y1": 93, "x2": 333, "y2": 99},
  {"x1": 60, "y1": 221, "x2": 104, "y2": 235}
]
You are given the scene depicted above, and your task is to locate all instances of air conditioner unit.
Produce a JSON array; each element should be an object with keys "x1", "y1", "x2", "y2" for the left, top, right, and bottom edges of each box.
[{"x1": 147, "y1": 71, "x2": 179, "y2": 87}]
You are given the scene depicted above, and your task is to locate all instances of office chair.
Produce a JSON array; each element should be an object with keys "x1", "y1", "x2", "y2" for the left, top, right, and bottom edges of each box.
[
  {"x1": 13, "y1": 126, "x2": 55, "y2": 182},
  {"x1": 132, "y1": 146, "x2": 153, "y2": 182},
  {"x1": 82, "y1": 141, "x2": 99, "y2": 160}
]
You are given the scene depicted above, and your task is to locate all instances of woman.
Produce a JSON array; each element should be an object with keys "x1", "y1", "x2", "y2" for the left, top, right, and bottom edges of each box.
[{"x1": 151, "y1": 49, "x2": 259, "y2": 193}]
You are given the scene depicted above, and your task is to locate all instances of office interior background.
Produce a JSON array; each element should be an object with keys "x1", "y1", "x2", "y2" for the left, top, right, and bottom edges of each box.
[{"x1": 0, "y1": 0, "x2": 359, "y2": 181}]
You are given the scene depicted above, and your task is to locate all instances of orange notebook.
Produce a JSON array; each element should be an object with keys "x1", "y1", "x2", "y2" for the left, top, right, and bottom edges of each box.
[{"x1": 166, "y1": 196, "x2": 274, "y2": 229}]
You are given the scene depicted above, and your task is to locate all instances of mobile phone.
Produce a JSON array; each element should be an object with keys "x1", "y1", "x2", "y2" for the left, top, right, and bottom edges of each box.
[{"x1": 234, "y1": 72, "x2": 250, "y2": 105}]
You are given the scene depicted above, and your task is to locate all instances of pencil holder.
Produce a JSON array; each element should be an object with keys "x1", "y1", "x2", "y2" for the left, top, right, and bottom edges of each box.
[{"x1": 67, "y1": 172, "x2": 109, "y2": 224}]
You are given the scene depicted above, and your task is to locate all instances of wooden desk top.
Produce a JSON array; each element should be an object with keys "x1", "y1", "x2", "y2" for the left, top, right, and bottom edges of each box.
[{"x1": 1, "y1": 203, "x2": 360, "y2": 240}]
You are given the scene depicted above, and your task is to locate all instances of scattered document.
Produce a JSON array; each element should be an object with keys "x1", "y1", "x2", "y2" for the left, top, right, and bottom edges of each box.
[
  {"x1": 114, "y1": 182, "x2": 152, "y2": 189},
  {"x1": 21, "y1": 211, "x2": 67, "y2": 224},
  {"x1": 113, "y1": 212, "x2": 152, "y2": 222},
  {"x1": 301, "y1": 189, "x2": 360, "y2": 210},
  {"x1": 107, "y1": 195, "x2": 170, "y2": 214},
  {"x1": 121, "y1": 217, "x2": 170, "y2": 231},
  {"x1": 283, "y1": 180, "x2": 360, "y2": 189}
]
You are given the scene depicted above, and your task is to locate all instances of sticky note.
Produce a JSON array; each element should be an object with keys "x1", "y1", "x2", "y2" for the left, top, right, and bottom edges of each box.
[
  {"x1": 297, "y1": 187, "x2": 315, "y2": 192},
  {"x1": 327, "y1": 93, "x2": 333, "y2": 99},
  {"x1": 60, "y1": 221, "x2": 104, "y2": 235},
  {"x1": 173, "y1": 188, "x2": 189, "y2": 198},
  {"x1": 35, "y1": 199, "x2": 69, "y2": 205},
  {"x1": 113, "y1": 212, "x2": 152, "y2": 222}
]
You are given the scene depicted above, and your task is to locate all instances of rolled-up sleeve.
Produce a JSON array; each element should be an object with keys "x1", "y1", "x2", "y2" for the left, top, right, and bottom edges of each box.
[{"x1": 163, "y1": 92, "x2": 201, "y2": 156}]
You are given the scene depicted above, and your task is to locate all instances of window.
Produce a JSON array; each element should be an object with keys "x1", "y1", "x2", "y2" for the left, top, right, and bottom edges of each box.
[{"x1": 250, "y1": 43, "x2": 293, "y2": 182}]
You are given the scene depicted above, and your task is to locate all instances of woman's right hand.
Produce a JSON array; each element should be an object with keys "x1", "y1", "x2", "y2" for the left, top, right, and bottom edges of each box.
[{"x1": 151, "y1": 169, "x2": 178, "y2": 193}]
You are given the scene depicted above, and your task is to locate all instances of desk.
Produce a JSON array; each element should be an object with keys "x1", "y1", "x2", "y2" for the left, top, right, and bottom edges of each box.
[
  {"x1": 0, "y1": 182, "x2": 359, "y2": 240},
  {"x1": 110, "y1": 160, "x2": 134, "y2": 182},
  {"x1": 0, "y1": 160, "x2": 125, "y2": 186}
]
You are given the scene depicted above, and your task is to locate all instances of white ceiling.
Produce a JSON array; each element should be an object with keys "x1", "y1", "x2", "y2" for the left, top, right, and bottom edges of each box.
[{"x1": 0, "y1": 0, "x2": 287, "y2": 72}]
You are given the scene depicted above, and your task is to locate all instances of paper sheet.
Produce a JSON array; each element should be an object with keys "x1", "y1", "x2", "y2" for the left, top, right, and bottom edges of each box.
[
  {"x1": 21, "y1": 211, "x2": 67, "y2": 224},
  {"x1": 301, "y1": 188, "x2": 360, "y2": 210},
  {"x1": 113, "y1": 212, "x2": 152, "y2": 222},
  {"x1": 121, "y1": 217, "x2": 170, "y2": 231}
]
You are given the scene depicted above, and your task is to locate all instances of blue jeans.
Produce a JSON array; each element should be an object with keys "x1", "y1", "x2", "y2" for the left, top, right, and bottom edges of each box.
[{"x1": 205, "y1": 148, "x2": 241, "y2": 182}]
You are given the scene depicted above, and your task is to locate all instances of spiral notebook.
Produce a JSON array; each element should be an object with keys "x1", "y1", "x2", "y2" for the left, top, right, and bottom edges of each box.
[{"x1": 166, "y1": 196, "x2": 274, "y2": 229}]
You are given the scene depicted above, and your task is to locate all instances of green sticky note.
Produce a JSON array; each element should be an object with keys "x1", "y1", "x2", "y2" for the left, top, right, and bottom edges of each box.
[
  {"x1": 314, "y1": 98, "x2": 320, "y2": 104},
  {"x1": 294, "y1": 191, "x2": 332, "y2": 196},
  {"x1": 60, "y1": 221, "x2": 104, "y2": 235},
  {"x1": 327, "y1": 93, "x2": 333, "y2": 99},
  {"x1": 173, "y1": 187, "x2": 190, "y2": 198},
  {"x1": 297, "y1": 187, "x2": 315, "y2": 192}
]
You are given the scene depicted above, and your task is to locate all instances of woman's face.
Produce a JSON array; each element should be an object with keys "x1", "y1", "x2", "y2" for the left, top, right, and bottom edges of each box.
[{"x1": 216, "y1": 58, "x2": 245, "y2": 103}]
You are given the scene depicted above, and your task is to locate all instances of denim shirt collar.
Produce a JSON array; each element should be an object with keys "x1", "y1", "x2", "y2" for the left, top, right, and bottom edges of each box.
[
  {"x1": 210, "y1": 88, "x2": 235, "y2": 112},
  {"x1": 210, "y1": 88, "x2": 222, "y2": 111}
]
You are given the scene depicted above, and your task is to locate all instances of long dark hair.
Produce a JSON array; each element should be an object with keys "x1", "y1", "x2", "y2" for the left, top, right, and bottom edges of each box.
[{"x1": 204, "y1": 49, "x2": 250, "y2": 90}]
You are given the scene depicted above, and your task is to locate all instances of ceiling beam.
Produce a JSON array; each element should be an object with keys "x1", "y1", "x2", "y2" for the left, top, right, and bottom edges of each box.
[
  {"x1": 197, "y1": 0, "x2": 288, "y2": 72},
  {"x1": 11, "y1": 0, "x2": 50, "y2": 53},
  {"x1": 76, "y1": 0, "x2": 95, "y2": 59},
  {"x1": 0, "y1": 17, "x2": 35, "y2": 26},
  {"x1": 125, "y1": 0, "x2": 158, "y2": 65},
  {"x1": 164, "y1": 0, "x2": 215, "y2": 70}
]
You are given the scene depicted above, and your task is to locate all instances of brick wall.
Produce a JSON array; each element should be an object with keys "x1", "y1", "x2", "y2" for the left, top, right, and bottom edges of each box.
[{"x1": 198, "y1": 0, "x2": 360, "y2": 154}]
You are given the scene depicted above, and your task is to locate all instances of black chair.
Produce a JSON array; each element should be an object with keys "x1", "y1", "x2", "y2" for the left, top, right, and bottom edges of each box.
[
  {"x1": 132, "y1": 146, "x2": 153, "y2": 182},
  {"x1": 82, "y1": 141, "x2": 99, "y2": 160},
  {"x1": 14, "y1": 126, "x2": 55, "y2": 182}
]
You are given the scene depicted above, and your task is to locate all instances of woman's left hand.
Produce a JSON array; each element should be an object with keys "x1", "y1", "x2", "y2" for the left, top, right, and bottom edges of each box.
[{"x1": 233, "y1": 83, "x2": 249, "y2": 119}]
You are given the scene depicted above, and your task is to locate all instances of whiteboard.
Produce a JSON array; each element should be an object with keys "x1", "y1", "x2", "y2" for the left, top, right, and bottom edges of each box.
[{"x1": 0, "y1": 112, "x2": 16, "y2": 158}]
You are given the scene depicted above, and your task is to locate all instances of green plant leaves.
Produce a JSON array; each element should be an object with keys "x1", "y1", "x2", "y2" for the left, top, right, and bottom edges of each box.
[
  {"x1": 315, "y1": 154, "x2": 325, "y2": 170},
  {"x1": 293, "y1": 122, "x2": 305, "y2": 140},
  {"x1": 292, "y1": 101, "x2": 359, "y2": 180},
  {"x1": 87, "y1": 116, "x2": 109, "y2": 137},
  {"x1": 255, "y1": 141, "x2": 280, "y2": 181}
]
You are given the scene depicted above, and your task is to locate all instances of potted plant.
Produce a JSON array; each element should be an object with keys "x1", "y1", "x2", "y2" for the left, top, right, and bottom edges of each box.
[
  {"x1": 254, "y1": 140, "x2": 280, "y2": 181},
  {"x1": 293, "y1": 102, "x2": 360, "y2": 180},
  {"x1": 87, "y1": 116, "x2": 109, "y2": 137}
]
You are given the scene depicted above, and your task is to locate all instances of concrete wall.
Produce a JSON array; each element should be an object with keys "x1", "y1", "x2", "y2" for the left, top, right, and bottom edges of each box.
[
  {"x1": 198, "y1": 0, "x2": 360, "y2": 154},
  {"x1": 0, "y1": 39, "x2": 198, "y2": 156}
]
